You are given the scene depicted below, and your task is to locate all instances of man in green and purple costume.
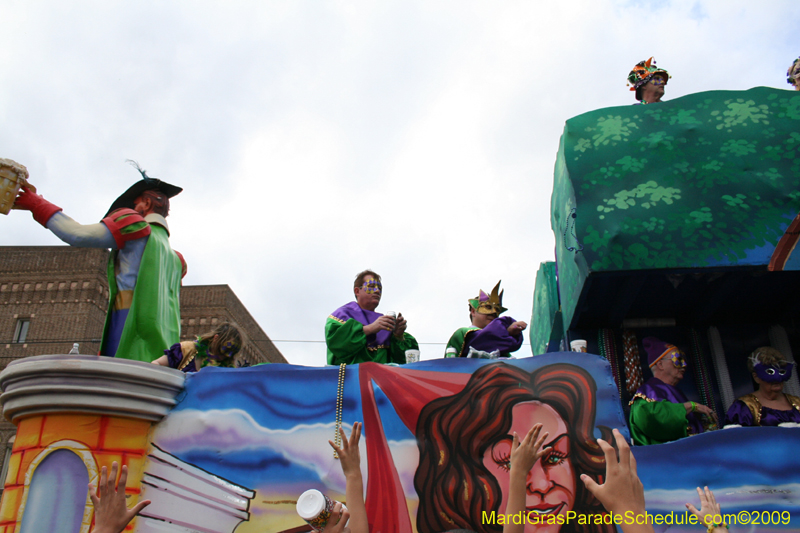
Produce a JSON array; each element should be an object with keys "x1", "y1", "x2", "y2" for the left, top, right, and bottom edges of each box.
[
  {"x1": 444, "y1": 281, "x2": 527, "y2": 358},
  {"x1": 14, "y1": 162, "x2": 185, "y2": 362},
  {"x1": 326, "y1": 270, "x2": 418, "y2": 365},
  {"x1": 628, "y1": 337, "x2": 717, "y2": 445}
]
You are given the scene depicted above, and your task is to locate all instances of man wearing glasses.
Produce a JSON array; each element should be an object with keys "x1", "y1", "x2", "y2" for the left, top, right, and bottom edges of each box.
[
  {"x1": 629, "y1": 337, "x2": 718, "y2": 445},
  {"x1": 326, "y1": 270, "x2": 418, "y2": 365}
]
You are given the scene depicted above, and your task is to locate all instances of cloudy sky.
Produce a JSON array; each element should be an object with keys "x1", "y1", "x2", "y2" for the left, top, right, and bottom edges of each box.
[{"x1": 1, "y1": 1, "x2": 797, "y2": 366}]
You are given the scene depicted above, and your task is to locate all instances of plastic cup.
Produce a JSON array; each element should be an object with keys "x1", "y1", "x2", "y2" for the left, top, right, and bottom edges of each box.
[
  {"x1": 405, "y1": 349, "x2": 420, "y2": 363},
  {"x1": 570, "y1": 340, "x2": 587, "y2": 353},
  {"x1": 296, "y1": 489, "x2": 347, "y2": 531}
]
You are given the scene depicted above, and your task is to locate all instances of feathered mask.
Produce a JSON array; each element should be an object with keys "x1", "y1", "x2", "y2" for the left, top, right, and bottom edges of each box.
[{"x1": 468, "y1": 281, "x2": 507, "y2": 316}]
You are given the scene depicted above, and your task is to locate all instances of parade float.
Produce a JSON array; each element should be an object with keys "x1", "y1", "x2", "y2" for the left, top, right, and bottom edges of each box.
[{"x1": 1, "y1": 86, "x2": 799, "y2": 533}]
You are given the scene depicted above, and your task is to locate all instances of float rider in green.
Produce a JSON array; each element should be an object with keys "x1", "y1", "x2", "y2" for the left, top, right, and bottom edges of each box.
[{"x1": 326, "y1": 270, "x2": 418, "y2": 365}]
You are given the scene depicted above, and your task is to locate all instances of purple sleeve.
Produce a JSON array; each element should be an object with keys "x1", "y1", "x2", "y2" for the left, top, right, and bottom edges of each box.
[
  {"x1": 725, "y1": 400, "x2": 755, "y2": 426},
  {"x1": 464, "y1": 316, "x2": 523, "y2": 356},
  {"x1": 164, "y1": 343, "x2": 184, "y2": 369}
]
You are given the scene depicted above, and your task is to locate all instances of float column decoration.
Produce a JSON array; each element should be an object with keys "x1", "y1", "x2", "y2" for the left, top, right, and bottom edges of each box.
[{"x1": 0, "y1": 355, "x2": 185, "y2": 532}]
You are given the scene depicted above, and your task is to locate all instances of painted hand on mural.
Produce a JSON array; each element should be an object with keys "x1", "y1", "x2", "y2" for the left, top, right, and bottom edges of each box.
[
  {"x1": 90, "y1": 461, "x2": 151, "y2": 533},
  {"x1": 580, "y1": 429, "x2": 653, "y2": 533},
  {"x1": 329, "y1": 422, "x2": 367, "y2": 533}
]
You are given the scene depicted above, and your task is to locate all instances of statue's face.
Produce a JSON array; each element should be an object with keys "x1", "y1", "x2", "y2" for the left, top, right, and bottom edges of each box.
[{"x1": 133, "y1": 195, "x2": 149, "y2": 216}]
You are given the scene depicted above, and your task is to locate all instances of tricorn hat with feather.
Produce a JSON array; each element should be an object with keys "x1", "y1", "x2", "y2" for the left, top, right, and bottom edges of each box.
[{"x1": 104, "y1": 161, "x2": 182, "y2": 217}]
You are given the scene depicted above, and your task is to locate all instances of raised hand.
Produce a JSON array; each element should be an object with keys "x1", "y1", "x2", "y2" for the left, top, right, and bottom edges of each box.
[{"x1": 90, "y1": 462, "x2": 151, "y2": 533}]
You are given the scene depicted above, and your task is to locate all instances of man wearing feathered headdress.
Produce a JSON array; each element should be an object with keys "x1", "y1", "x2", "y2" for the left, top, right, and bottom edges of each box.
[
  {"x1": 444, "y1": 281, "x2": 527, "y2": 358},
  {"x1": 627, "y1": 57, "x2": 670, "y2": 104},
  {"x1": 12, "y1": 161, "x2": 185, "y2": 362}
]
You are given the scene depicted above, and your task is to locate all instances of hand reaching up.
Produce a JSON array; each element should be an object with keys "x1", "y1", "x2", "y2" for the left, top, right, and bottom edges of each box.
[{"x1": 90, "y1": 462, "x2": 151, "y2": 533}]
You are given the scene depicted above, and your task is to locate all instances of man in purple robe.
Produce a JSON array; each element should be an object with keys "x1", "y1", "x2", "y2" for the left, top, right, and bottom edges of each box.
[
  {"x1": 325, "y1": 270, "x2": 419, "y2": 365},
  {"x1": 629, "y1": 337, "x2": 717, "y2": 445},
  {"x1": 443, "y1": 281, "x2": 527, "y2": 358}
]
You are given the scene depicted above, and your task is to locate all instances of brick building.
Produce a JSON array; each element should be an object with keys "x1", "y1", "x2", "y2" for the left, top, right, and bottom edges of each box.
[{"x1": 0, "y1": 245, "x2": 286, "y2": 488}]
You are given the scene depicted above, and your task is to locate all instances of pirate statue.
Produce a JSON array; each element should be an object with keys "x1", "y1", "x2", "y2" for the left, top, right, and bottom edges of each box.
[
  {"x1": 13, "y1": 161, "x2": 185, "y2": 362},
  {"x1": 725, "y1": 347, "x2": 800, "y2": 427},
  {"x1": 629, "y1": 337, "x2": 718, "y2": 445},
  {"x1": 628, "y1": 57, "x2": 670, "y2": 104},
  {"x1": 444, "y1": 281, "x2": 527, "y2": 359}
]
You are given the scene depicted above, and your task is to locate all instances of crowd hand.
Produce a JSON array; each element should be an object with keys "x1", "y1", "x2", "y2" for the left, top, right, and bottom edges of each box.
[
  {"x1": 684, "y1": 402, "x2": 718, "y2": 423},
  {"x1": 363, "y1": 316, "x2": 395, "y2": 336},
  {"x1": 581, "y1": 429, "x2": 653, "y2": 533},
  {"x1": 393, "y1": 313, "x2": 407, "y2": 338},
  {"x1": 507, "y1": 321, "x2": 528, "y2": 336},
  {"x1": 328, "y1": 422, "x2": 366, "y2": 533},
  {"x1": 510, "y1": 423, "x2": 548, "y2": 473},
  {"x1": 329, "y1": 422, "x2": 362, "y2": 477},
  {"x1": 90, "y1": 461, "x2": 151, "y2": 533},
  {"x1": 686, "y1": 486, "x2": 725, "y2": 531},
  {"x1": 321, "y1": 502, "x2": 351, "y2": 533}
]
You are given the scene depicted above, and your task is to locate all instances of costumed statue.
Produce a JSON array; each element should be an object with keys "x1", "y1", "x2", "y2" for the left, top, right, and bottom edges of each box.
[
  {"x1": 444, "y1": 281, "x2": 527, "y2": 359},
  {"x1": 628, "y1": 337, "x2": 717, "y2": 445},
  {"x1": 789, "y1": 57, "x2": 800, "y2": 91},
  {"x1": 326, "y1": 270, "x2": 418, "y2": 365},
  {"x1": 627, "y1": 57, "x2": 670, "y2": 105},
  {"x1": 11, "y1": 161, "x2": 185, "y2": 362},
  {"x1": 725, "y1": 347, "x2": 800, "y2": 427}
]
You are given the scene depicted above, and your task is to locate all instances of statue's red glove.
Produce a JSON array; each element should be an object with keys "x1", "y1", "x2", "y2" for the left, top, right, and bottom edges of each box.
[{"x1": 13, "y1": 186, "x2": 62, "y2": 227}]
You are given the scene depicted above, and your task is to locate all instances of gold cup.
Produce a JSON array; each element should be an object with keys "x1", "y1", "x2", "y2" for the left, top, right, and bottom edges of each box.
[{"x1": 0, "y1": 158, "x2": 30, "y2": 215}]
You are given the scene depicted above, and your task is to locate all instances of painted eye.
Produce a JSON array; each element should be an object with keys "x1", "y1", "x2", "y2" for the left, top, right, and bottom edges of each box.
[
  {"x1": 778, "y1": 369, "x2": 787, "y2": 375},
  {"x1": 766, "y1": 368, "x2": 776, "y2": 375},
  {"x1": 543, "y1": 451, "x2": 566, "y2": 466}
]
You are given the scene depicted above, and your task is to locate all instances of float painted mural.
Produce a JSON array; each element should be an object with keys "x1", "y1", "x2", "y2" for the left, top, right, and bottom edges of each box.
[{"x1": 4, "y1": 354, "x2": 797, "y2": 533}]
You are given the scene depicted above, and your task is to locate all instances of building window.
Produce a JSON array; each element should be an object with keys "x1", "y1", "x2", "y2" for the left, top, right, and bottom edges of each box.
[{"x1": 13, "y1": 319, "x2": 30, "y2": 343}]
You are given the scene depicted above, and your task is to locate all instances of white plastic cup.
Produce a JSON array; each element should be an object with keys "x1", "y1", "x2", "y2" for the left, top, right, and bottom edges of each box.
[
  {"x1": 570, "y1": 340, "x2": 588, "y2": 353},
  {"x1": 405, "y1": 349, "x2": 420, "y2": 363},
  {"x1": 296, "y1": 490, "x2": 347, "y2": 531}
]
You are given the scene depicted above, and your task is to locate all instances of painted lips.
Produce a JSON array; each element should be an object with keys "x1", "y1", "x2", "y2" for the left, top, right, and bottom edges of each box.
[{"x1": 525, "y1": 502, "x2": 565, "y2": 516}]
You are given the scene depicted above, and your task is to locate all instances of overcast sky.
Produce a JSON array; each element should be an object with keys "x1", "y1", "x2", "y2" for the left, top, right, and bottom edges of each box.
[{"x1": 1, "y1": 1, "x2": 797, "y2": 366}]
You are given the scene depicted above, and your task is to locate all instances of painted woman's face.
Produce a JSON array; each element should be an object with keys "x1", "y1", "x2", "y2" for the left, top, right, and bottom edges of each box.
[{"x1": 482, "y1": 401, "x2": 576, "y2": 533}]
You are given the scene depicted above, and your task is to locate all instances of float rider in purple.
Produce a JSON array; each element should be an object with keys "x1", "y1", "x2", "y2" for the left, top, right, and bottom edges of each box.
[
  {"x1": 13, "y1": 162, "x2": 185, "y2": 362},
  {"x1": 725, "y1": 347, "x2": 800, "y2": 426},
  {"x1": 444, "y1": 281, "x2": 527, "y2": 358},
  {"x1": 326, "y1": 270, "x2": 419, "y2": 365},
  {"x1": 629, "y1": 337, "x2": 717, "y2": 445}
]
